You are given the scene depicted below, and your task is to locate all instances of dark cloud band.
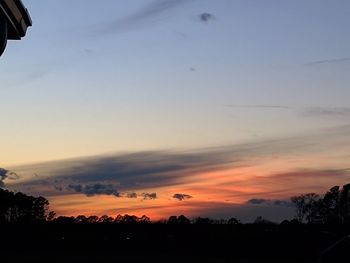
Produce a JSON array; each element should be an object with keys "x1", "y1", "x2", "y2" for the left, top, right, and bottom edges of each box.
[{"x1": 68, "y1": 183, "x2": 121, "y2": 197}]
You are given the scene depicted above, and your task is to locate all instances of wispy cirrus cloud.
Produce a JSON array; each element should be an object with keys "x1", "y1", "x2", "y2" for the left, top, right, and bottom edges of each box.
[
  {"x1": 225, "y1": 104, "x2": 350, "y2": 120},
  {"x1": 227, "y1": 168, "x2": 350, "y2": 200},
  {"x1": 225, "y1": 104, "x2": 290, "y2": 109},
  {"x1": 94, "y1": 0, "x2": 193, "y2": 35},
  {"x1": 306, "y1": 57, "x2": 350, "y2": 66},
  {"x1": 301, "y1": 107, "x2": 350, "y2": 118}
]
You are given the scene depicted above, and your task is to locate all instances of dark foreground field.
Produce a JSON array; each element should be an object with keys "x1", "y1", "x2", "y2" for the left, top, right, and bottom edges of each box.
[{"x1": 0, "y1": 223, "x2": 347, "y2": 263}]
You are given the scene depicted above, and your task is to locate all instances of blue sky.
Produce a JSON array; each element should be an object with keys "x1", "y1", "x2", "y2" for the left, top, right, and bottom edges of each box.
[{"x1": 1, "y1": 0, "x2": 350, "y2": 221}]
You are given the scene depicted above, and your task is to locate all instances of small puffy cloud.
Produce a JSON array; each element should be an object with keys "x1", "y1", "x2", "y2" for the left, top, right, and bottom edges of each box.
[
  {"x1": 199, "y1": 13, "x2": 215, "y2": 23},
  {"x1": 173, "y1": 193, "x2": 193, "y2": 201},
  {"x1": 141, "y1": 192, "x2": 157, "y2": 200},
  {"x1": 125, "y1": 192, "x2": 138, "y2": 198},
  {"x1": 68, "y1": 183, "x2": 121, "y2": 197}
]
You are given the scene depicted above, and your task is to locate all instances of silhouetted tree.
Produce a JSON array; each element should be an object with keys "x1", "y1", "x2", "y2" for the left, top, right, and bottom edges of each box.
[
  {"x1": 304, "y1": 193, "x2": 321, "y2": 223},
  {"x1": 138, "y1": 215, "x2": 151, "y2": 224},
  {"x1": 193, "y1": 217, "x2": 212, "y2": 225},
  {"x1": 87, "y1": 215, "x2": 99, "y2": 224},
  {"x1": 116, "y1": 214, "x2": 139, "y2": 224},
  {"x1": 214, "y1": 219, "x2": 227, "y2": 224},
  {"x1": 75, "y1": 215, "x2": 88, "y2": 224},
  {"x1": 291, "y1": 195, "x2": 305, "y2": 222},
  {"x1": 0, "y1": 188, "x2": 51, "y2": 223},
  {"x1": 98, "y1": 215, "x2": 114, "y2": 224},
  {"x1": 114, "y1": 214, "x2": 124, "y2": 223},
  {"x1": 254, "y1": 216, "x2": 276, "y2": 225},
  {"x1": 167, "y1": 215, "x2": 190, "y2": 224},
  {"x1": 0, "y1": 189, "x2": 14, "y2": 223},
  {"x1": 228, "y1": 217, "x2": 240, "y2": 225},
  {"x1": 290, "y1": 185, "x2": 350, "y2": 224},
  {"x1": 53, "y1": 216, "x2": 75, "y2": 224},
  {"x1": 47, "y1": 211, "x2": 56, "y2": 221},
  {"x1": 167, "y1": 216, "x2": 178, "y2": 224},
  {"x1": 177, "y1": 215, "x2": 190, "y2": 224},
  {"x1": 32, "y1": 196, "x2": 50, "y2": 222},
  {"x1": 339, "y1": 184, "x2": 350, "y2": 224},
  {"x1": 319, "y1": 186, "x2": 341, "y2": 224},
  {"x1": 291, "y1": 193, "x2": 320, "y2": 223}
]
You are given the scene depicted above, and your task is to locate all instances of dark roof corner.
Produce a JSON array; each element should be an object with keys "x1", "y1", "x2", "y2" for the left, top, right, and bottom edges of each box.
[{"x1": 0, "y1": 0, "x2": 32, "y2": 56}]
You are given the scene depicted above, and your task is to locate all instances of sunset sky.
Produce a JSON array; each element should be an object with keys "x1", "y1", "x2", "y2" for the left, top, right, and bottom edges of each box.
[{"x1": 1, "y1": 0, "x2": 350, "y2": 222}]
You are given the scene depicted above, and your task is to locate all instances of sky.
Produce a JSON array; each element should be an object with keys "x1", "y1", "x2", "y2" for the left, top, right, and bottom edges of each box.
[{"x1": 1, "y1": 0, "x2": 350, "y2": 222}]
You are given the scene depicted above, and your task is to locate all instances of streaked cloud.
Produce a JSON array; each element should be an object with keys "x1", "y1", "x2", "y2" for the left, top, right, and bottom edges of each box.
[
  {"x1": 223, "y1": 168, "x2": 350, "y2": 205},
  {"x1": 306, "y1": 57, "x2": 350, "y2": 65},
  {"x1": 10, "y1": 148, "x2": 242, "y2": 195},
  {"x1": 226, "y1": 104, "x2": 350, "y2": 119},
  {"x1": 301, "y1": 107, "x2": 350, "y2": 118},
  {"x1": 247, "y1": 198, "x2": 269, "y2": 205},
  {"x1": 225, "y1": 104, "x2": 290, "y2": 109},
  {"x1": 247, "y1": 198, "x2": 292, "y2": 207},
  {"x1": 94, "y1": 0, "x2": 193, "y2": 35}
]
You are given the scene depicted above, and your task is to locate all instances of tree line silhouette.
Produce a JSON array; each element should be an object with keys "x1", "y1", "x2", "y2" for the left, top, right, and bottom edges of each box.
[
  {"x1": 1, "y1": 183, "x2": 350, "y2": 225},
  {"x1": 1, "y1": 185, "x2": 350, "y2": 263},
  {"x1": 0, "y1": 187, "x2": 241, "y2": 225}
]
